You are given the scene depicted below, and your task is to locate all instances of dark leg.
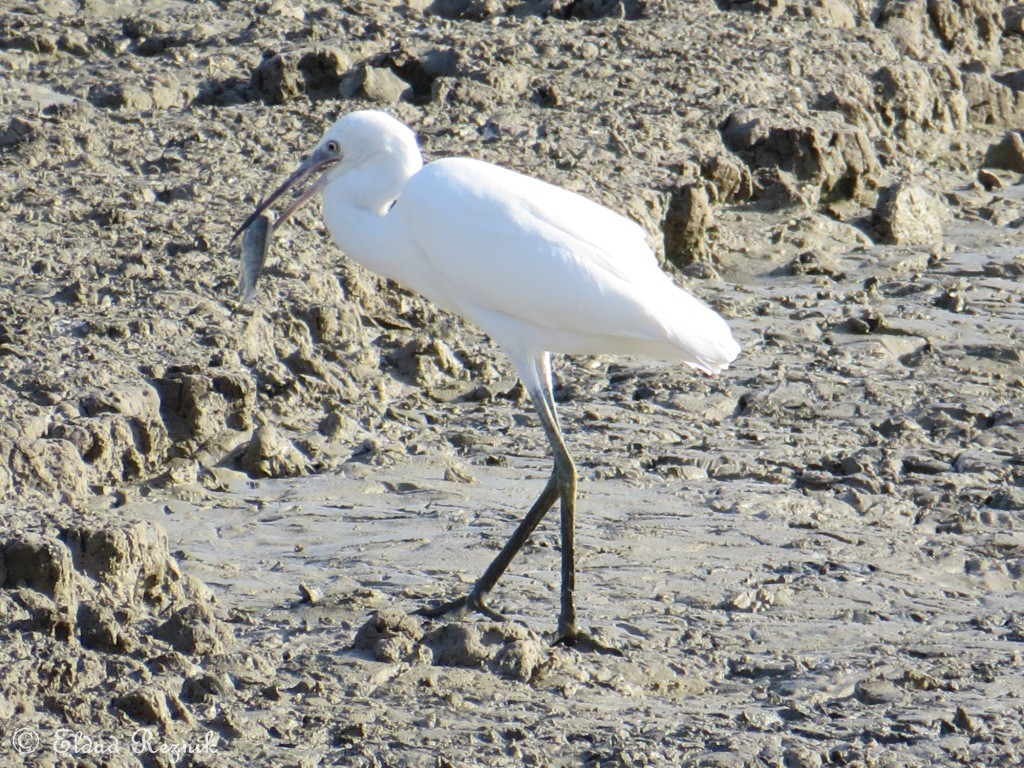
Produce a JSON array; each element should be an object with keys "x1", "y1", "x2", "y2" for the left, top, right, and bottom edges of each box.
[
  {"x1": 531, "y1": 355, "x2": 620, "y2": 653},
  {"x1": 419, "y1": 353, "x2": 618, "y2": 653},
  {"x1": 417, "y1": 472, "x2": 558, "y2": 620},
  {"x1": 529, "y1": 374, "x2": 581, "y2": 643},
  {"x1": 418, "y1": 352, "x2": 566, "y2": 623}
]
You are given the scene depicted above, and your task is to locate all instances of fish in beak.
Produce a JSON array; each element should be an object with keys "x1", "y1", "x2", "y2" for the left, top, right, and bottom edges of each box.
[{"x1": 230, "y1": 140, "x2": 342, "y2": 302}]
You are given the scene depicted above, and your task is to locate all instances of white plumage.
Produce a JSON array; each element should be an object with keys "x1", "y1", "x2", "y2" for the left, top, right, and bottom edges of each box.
[{"x1": 235, "y1": 110, "x2": 740, "y2": 647}]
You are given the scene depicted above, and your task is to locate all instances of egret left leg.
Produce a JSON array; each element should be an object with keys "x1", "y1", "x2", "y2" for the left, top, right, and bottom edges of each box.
[{"x1": 416, "y1": 473, "x2": 558, "y2": 621}]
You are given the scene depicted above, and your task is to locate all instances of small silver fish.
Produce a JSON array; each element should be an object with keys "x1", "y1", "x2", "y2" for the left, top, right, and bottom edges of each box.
[{"x1": 238, "y1": 213, "x2": 271, "y2": 304}]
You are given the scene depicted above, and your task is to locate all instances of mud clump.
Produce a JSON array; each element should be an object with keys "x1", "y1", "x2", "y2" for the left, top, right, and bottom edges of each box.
[
  {"x1": 2, "y1": 533, "x2": 78, "y2": 605},
  {"x1": 1, "y1": 517, "x2": 220, "y2": 638},
  {"x1": 239, "y1": 424, "x2": 311, "y2": 478},
  {"x1": 155, "y1": 602, "x2": 234, "y2": 655},
  {"x1": 663, "y1": 182, "x2": 714, "y2": 268},
  {"x1": 354, "y1": 610, "x2": 548, "y2": 682},
  {"x1": 720, "y1": 109, "x2": 879, "y2": 206},
  {"x1": 352, "y1": 607, "x2": 429, "y2": 663},
  {"x1": 871, "y1": 181, "x2": 951, "y2": 245},
  {"x1": 984, "y1": 130, "x2": 1024, "y2": 172},
  {"x1": 0, "y1": 511, "x2": 234, "y2": 751}
]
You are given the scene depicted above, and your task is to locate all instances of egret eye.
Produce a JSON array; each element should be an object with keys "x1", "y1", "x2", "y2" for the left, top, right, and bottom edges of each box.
[{"x1": 326, "y1": 140, "x2": 340, "y2": 153}]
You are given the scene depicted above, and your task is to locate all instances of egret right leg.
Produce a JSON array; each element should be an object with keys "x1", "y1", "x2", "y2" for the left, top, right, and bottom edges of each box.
[
  {"x1": 418, "y1": 354, "x2": 562, "y2": 620},
  {"x1": 416, "y1": 464, "x2": 559, "y2": 621}
]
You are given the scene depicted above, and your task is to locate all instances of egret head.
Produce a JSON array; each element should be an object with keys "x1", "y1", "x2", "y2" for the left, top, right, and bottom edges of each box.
[{"x1": 231, "y1": 111, "x2": 418, "y2": 242}]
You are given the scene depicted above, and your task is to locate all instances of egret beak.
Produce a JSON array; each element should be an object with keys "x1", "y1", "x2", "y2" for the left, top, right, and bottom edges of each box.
[{"x1": 230, "y1": 144, "x2": 341, "y2": 243}]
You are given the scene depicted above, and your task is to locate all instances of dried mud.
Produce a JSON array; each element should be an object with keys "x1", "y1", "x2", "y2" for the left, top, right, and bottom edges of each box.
[{"x1": 1, "y1": 0, "x2": 1023, "y2": 766}]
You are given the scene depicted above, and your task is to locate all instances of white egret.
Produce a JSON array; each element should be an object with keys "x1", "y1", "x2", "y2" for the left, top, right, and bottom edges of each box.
[{"x1": 233, "y1": 110, "x2": 740, "y2": 647}]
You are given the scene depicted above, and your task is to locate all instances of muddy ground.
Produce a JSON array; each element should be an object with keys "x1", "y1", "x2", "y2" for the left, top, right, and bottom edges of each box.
[{"x1": 1, "y1": 0, "x2": 1023, "y2": 765}]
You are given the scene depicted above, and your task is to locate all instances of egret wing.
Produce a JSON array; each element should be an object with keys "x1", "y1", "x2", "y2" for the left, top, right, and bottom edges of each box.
[{"x1": 398, "y1": 158, "x2": 729, "y2": 364}]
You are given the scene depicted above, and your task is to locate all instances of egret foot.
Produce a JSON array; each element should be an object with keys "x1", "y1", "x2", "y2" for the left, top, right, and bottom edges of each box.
[
  {"x1": 550, "y1": 627, "x2": 623, "y2": 656},
  {"x1": 416, "y1": 592, "x2": 506, "y2": 623}
]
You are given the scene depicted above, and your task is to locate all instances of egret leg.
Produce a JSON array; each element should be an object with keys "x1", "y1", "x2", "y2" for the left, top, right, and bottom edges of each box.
[
  {"x1": 530, "y1": 355, "x2": 620, "y2": 654},
  {"x1": 417, "y1": 354, "x2": 563, "y2": 622},
  {"x1": 416, "y1": 473, "x2": 558, "y2": 620},
  {"x1": 526, "y1": 356, "x2": 580, "y2": 643},
  {"x1": 420, "y1": 353, "x2": 618, "y2": 653}
]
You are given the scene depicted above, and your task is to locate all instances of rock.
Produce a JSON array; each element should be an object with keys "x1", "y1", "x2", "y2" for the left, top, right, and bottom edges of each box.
[
  {"x1": 1006, "y1": 4, "x2": 1024, "y2": 35},
  {"x1": 340, "y1": 64, "x2": 411, "y2": 103},
  {"x1": 720, "y1": 109, "x2": 878, "y2": 205},
  {"x1": 663, "y1": 182, "x2": 713, "y2": 268},
  {"x1": 871, "y1": 62, "x2": 967, "y2": 141},
  {"x1": 1, "y1": 533, "x2": 78, "y2": 604},
  {"x1": 872, "y1": 182, "x2": 949, "y2": 245},
  {"x1": 962, "y1": 72, "x2": 1024, "y2": 127},
  {"x1": 983, "y1": 131, "x2": 1024, "y2": 172},
  {"x1": 155, "y1": 602, "x2": 232, "y2": 655},
  {"x1": 240, "y1": 425, "x2": 310, "y2": 478}
]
